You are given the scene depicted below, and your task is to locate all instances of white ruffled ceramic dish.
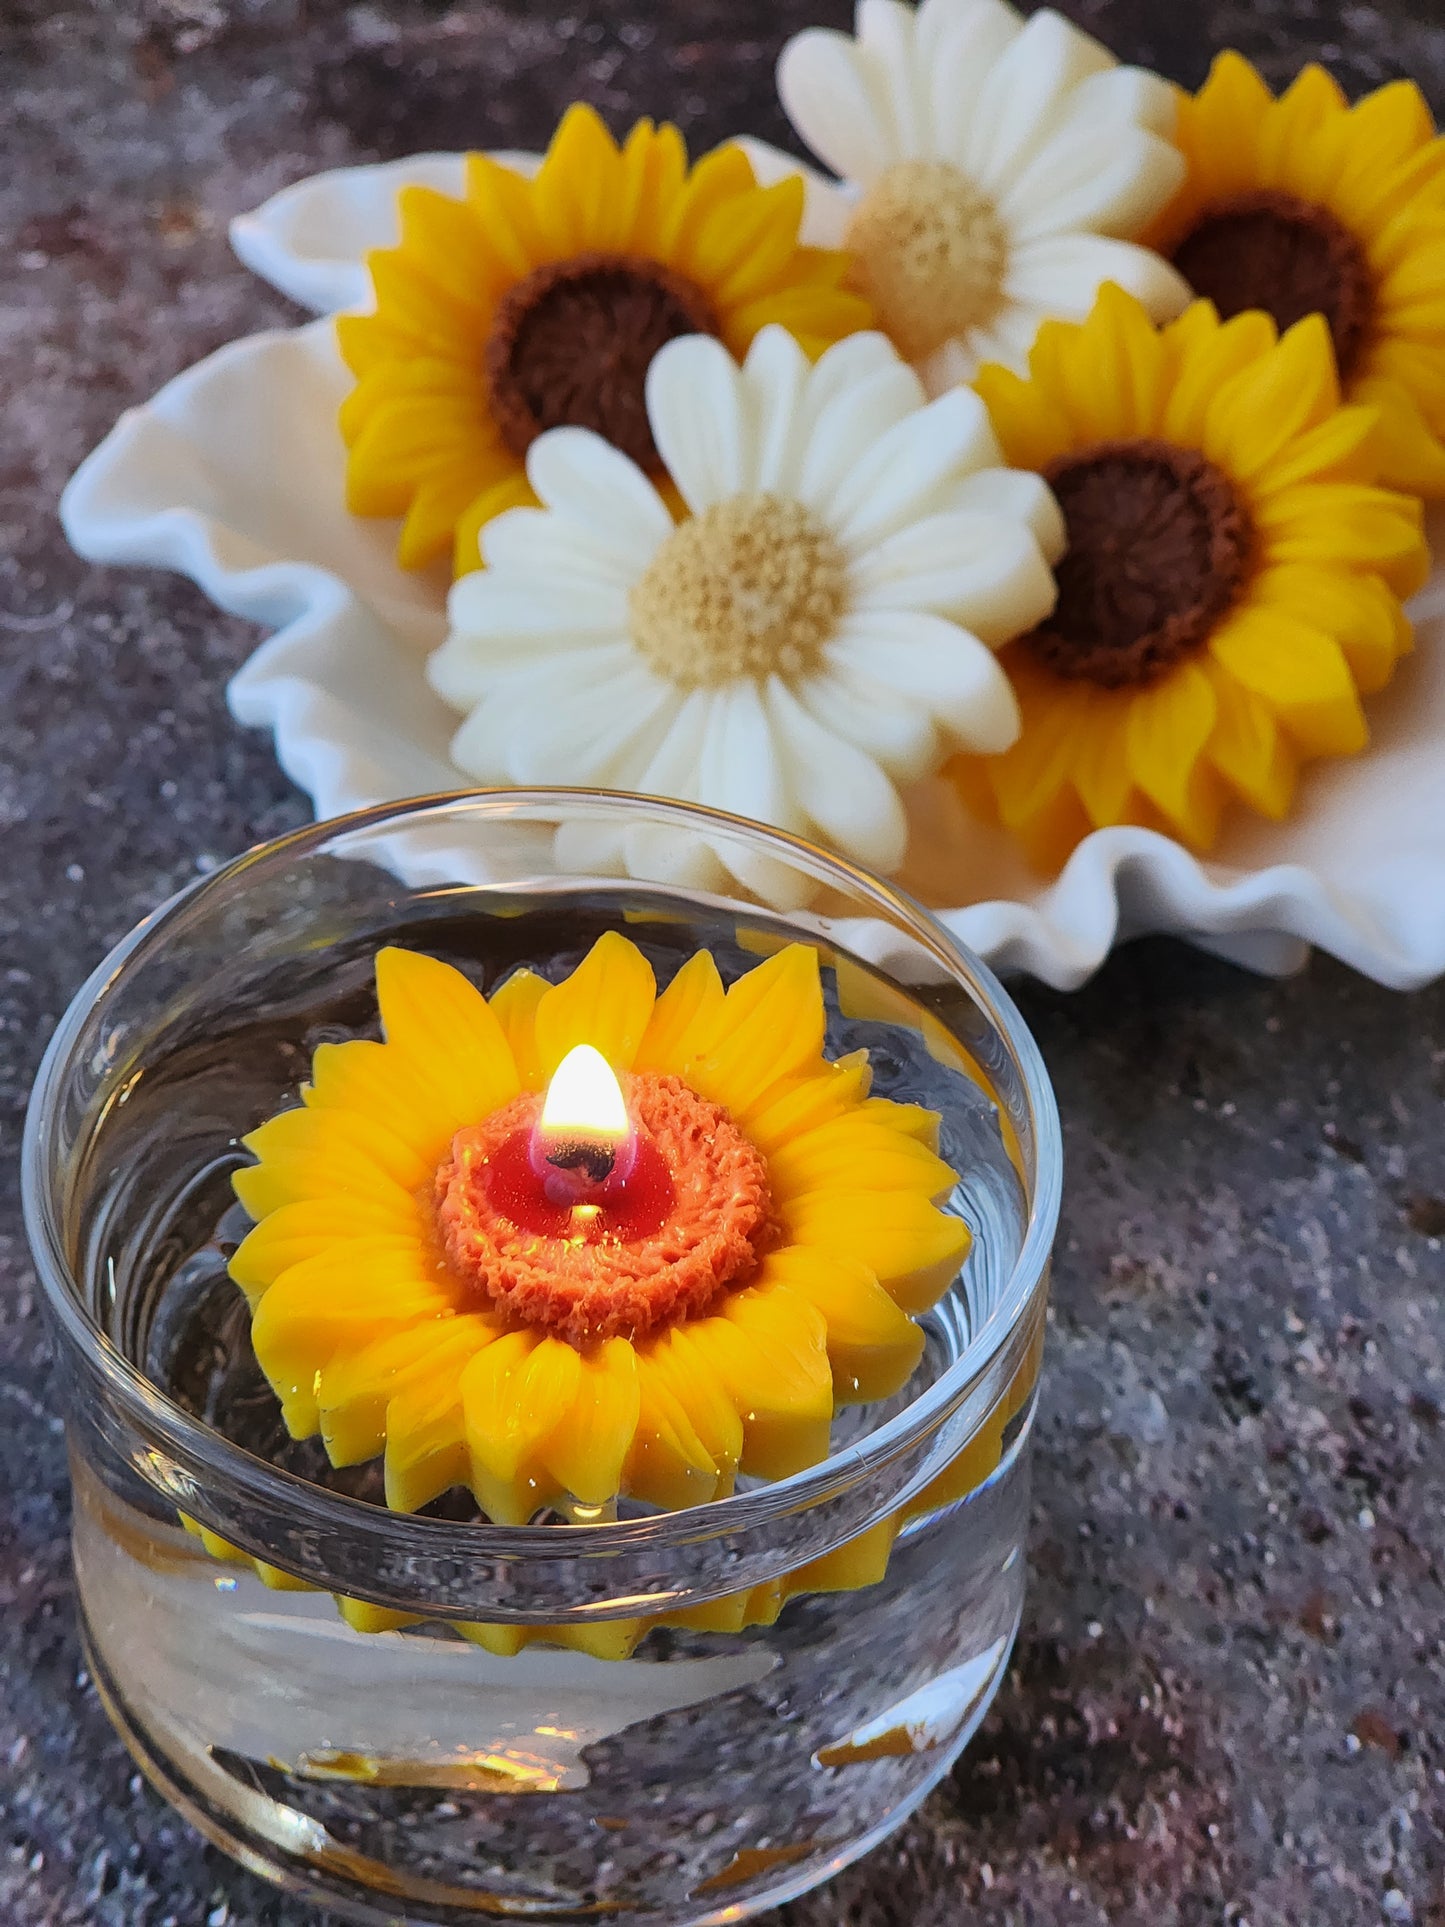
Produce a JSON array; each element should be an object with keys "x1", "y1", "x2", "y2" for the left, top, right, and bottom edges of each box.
[{"x1": 60, "y1": 148, "x2": 1445, "y2": 992}]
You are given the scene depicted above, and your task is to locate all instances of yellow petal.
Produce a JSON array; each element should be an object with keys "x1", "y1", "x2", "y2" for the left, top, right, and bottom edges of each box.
[
  {"x1": 533, "y1": 932, "x2": 657, "y2": 1080},
  {"x1": 1171, "y1": 52, "x2": 1273, "y2": 214},
  {"x1": 790, "y1": 1516, "x2": 898, "y2": 1596},
  {"x1": 462, "y1": 150, "x2": 545, "y2": 278},
  {"x1": 453, "y1": 1619, "x2": 530, "y2": 1658},
  {"x1": 243, "y1": 1101, "x2": 430, "y2": 1191},
  {"x1": 1064, "y1": 690, "x2": 1136, "y2": 827},
  {"x1": 633, "y1": 950, "x2": 727, "y2": 1074},
  {"x1": 1244, "y1": 405, "x2": 1380, "y2": 497},
  {"x1": 487, "y1": 967, "x2": 549, "y2": 1091},
  {"x1": 303, "y1": 1037, "x2": 473, "y2": 1167},
  {"x1": 1252, "y1": 482, "x2": 1429, "y2": 595},
  {"x1": 765, "y1": 1115, "x2": 957, "y2": 1206},
  {"x1": 375, "y1": 946, "x2": 520, "y2": 1127},
  {"x1": 1251, "y1": 562, "x2": 1410, "y2": 694},
  {"x1": 253, "y1": 1560, "x2": 315, "y2": 1594},
  {"x1": 857, "y1": 1095, "x2": 941, "y2": 1149},
  {"x1": 760, "y1": 1246, "x2": 925, "y2": 1405},
  {"x1": 783, "y1": 1194, "x2": 971, "y2": 1314},
  {"x1": 453, "y1": 470, "x2": 537, "y2": 577},
  {"x1": 1204, "y1": 660, "x2": 1298, "y2": 819},
  {"x1": 540, "y1": 1340, "x2": 641, "y2": 1507},
  {"x1": 901, "y1": 1415, "x2": 1008, "y2": 1520},
  {"x1": 980, "y1": 656, "x2": 1093, "y2": 829},
  {"x1": 1371, "y1": 207, "x2": 1445, "y2": 314},
  {"x1": 398, "y1": 469, "x2": 501, "y2": 571},
  {"x1": 1160, "y1": 304, "x2": 1277, "y2": 448},
  {"x1": 975, "y1": 352, "x2": 1076, "y2": 473},
  {"x1": 228, "y1": 1193, "x2": 424, "y2": 1305},
  {"x1": 1209, "y1": 607, "x2": 1367, "y2": 757},
  {"x1": 644, "y1": 1326, "x2": 743, "y2": 1490},
  {"x1": 741, "y1": 1053, "x2": 873, "y2": 1157},
  {"x1": 319, "y1": 1313, "x2": 500, "y2": 1468},
  {"x1": 1123, "y1": 660, "x2": 1219, "y2": 830},
  {"x1": 685, "y1": 944, "x2": 826, "y2": 1119},
  {"x1": 625, "y1": 1354, "x2": 721, "y2": 1510},
  {"x1": 689, "y1": 1284, "x2": 834, "y2": 1479},
  {"x1": 544, "y1": 1619, "x2": 648, "y2": 1663},
  {"x1": 1203, "y1": 313, "x2": 1339, "y2": 483},
  {"x1": 531, "y1": 102, "x2": 625, "y2": 255},
  {"x1": 252, "y1": 1249, "x2": 457, "y2": 1435},
  {"x1": 394, "y1": 182, "x2": 502, "y2": 312},
  {"x1": 667, "y1": 1587, "x2": 757, "y2": 1636},
  {"x1": 383, "y1": 1366, "x2": 477, "y2": 1514},
  {"x1": 664, "y1": 139, "x2": 759, "y2": 258},
  {"x1": 1350, "y1": 372, "x2": 1445, "y2": 495},
  {"x1": 363, "y1": 251, "x2": 478, "y2": 356},
  {"x1": 1036, "y1": 284, "x2": 1171, "y2": 443},
  {"x1": 336, "y1": 1597, "x2": 422, "y2": 1635},
  {"x1": 620, "y1": 117, "x2": 689, "y2": 255},
  {"x1": 338, "y1": 354, "x2": 481, "y2": 445},
  {"x1": 234, "y1": 1107, "x2": 423, "y2": 1220},
  {"x1": 699, "y1": 176, "x2": 807, "y2": 305},
  {"x1": 462, "y1": 1332, "x2": 580, "y2": 1523},
  {"x1": 1256, "y1": 63, "x2": 1347, "y2": 182}
]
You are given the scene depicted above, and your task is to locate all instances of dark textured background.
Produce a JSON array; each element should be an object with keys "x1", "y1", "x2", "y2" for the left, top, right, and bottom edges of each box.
[{"x1": 4, "y1": 3, "x2": 1445, "y2": 1922}]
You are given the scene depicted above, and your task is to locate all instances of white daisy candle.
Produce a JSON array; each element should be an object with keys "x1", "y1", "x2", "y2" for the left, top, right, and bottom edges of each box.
[
  {"x1": 429, "y1": 324, "x2": 1065, "y2": 902},
  {"x1": 773, "y1": 0, "x2": 1191, "y2": 386}
]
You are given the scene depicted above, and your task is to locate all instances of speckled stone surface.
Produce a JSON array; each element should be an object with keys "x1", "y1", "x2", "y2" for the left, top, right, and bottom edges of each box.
[{"x1": 3, "y1": 3, "x2": 1445, "y2": 1923}]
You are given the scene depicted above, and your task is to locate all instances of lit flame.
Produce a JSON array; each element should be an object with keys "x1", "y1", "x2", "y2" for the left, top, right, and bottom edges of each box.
[
  {"x1": 539, "y1": 1045, "x2": 630, "y2": 1146},
  {"x1": 533, "y1": 1046, "x2": 634, "y2": 1197}
]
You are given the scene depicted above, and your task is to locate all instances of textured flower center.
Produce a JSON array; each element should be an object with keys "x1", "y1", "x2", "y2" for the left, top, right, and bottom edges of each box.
[
  {"x1": 629, "y1": 492, "x2": 849, "y2": 688},
  {"x1": 1170, "y1": 189, "x2": 1373, "y2": 380},
  {"x1": 1022, "y1": 438, "x2": 1253, "y2": 688},
  {"x1": 485, "y1": 251, "x2": 719, "y2": 470},
  {"x1": 844, "y1": 159, "x2": 1008, "y2": 360},
  {"x1": 435, "y1": 1074, "x2": 775, "y2": 1345}
]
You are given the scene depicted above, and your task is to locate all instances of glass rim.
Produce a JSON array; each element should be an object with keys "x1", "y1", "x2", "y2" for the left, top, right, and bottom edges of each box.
[{"x1": 23, "y1": 786, "x2": 1062, "y2": 1558}]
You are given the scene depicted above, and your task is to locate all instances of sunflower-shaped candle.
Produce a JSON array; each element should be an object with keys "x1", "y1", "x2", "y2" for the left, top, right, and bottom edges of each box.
[
  {"x1": 949, "y1": 284, "x2": 1430, "y2": 869},
  {"x1": 230, "y1": 932, "x2": 969, "y2": 1526},
  {"x1": 1150, "y1": 53, "x2": 1445, "y2": 494},
  {"x1": 337, "y1": 103, "x2": 872, "y2": 573}
]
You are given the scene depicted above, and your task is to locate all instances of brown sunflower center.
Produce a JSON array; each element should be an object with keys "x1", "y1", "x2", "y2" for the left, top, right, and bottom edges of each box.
[
  {"x1": 434, "y1": 1074, "x2": 775, "y2": 1346},
  {"x1": 630, "y1": 492, "x2": 849, "y2": 688},
  {"x1": 1169, "y1": 189, "x2": 1373, "y2": 379},
  {"x1": 484, "y1": 251, "x2": 720, "y2": 470},
  {"x1": 844, "y1": 159, "x2": 1008, "y2": 361},
  {"x1": 1022, "y1": 439, "x2": 1252, "y2": 689}
]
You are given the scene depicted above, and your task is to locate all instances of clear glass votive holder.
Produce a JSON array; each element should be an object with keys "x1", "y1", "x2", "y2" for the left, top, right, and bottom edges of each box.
[{"x1": 23, "y1": 789, "x2": 1061, "y2": 1925}]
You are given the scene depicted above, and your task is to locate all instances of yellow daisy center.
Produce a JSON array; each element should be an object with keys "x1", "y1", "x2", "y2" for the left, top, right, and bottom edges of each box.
[
  {"x1": 844, "y1": 159, "x2": 1008, "y2": 361},
  {"x1": 629, "y1": 493, "x2": 849, "y2": 688},
  {"x1": 1170, "y1": 189, "x2": 1374, "y2": 380},
  {"x1": 1023, "y1": 438, "x2": 1253, "y2": 689},
  {"x1": 484, "y1": 250, "x2": 720, "y2": 471}
]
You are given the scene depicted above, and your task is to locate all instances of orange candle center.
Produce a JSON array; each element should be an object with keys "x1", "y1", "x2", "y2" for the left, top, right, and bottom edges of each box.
[{"x1": 433, "y1": 1056, "x2": 775, "y2": 1347}]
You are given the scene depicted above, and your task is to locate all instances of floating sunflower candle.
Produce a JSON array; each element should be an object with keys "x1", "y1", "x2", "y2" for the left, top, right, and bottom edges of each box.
[
  {"x1": 231, "y1": 932, "x2": 970, "y2": 1526},
  {"x1": 337, "y1": 103, "x2": 872, "y2": 574},
  {"x1": 33, "y1": 792, "x2": 1058, "y2": 1920}
]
